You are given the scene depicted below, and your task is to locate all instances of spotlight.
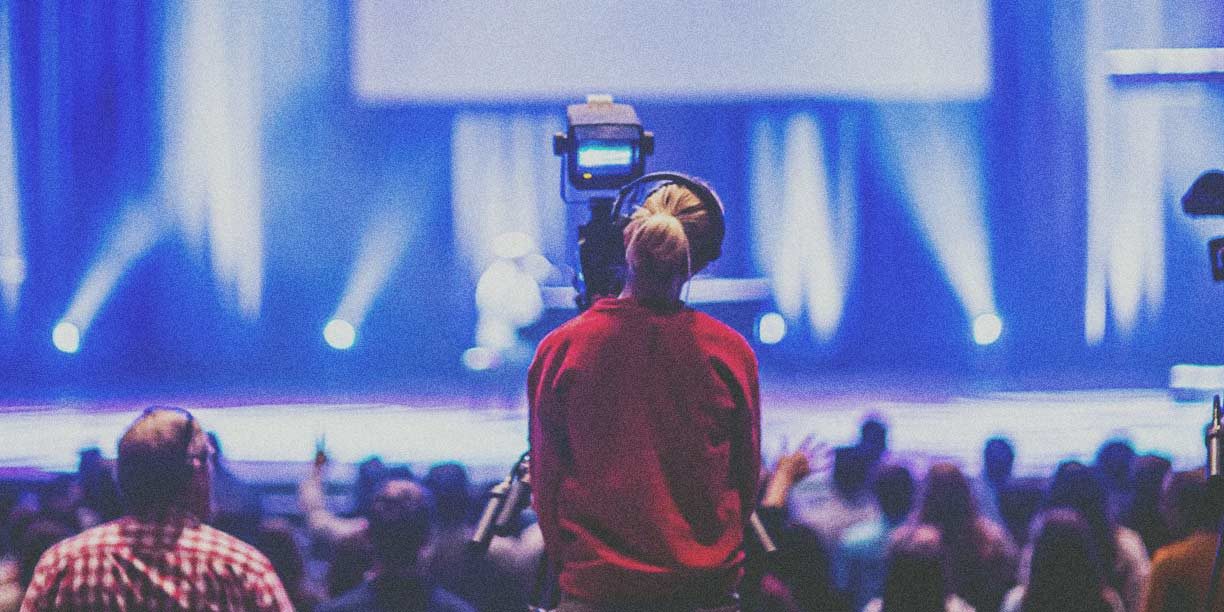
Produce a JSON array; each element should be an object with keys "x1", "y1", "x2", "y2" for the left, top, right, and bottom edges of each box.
[
  {"x1": 462, "y1": 347, "x2": 500, "y2": 372},
  {"x1": 972, "y1": 313, "x2": 1003, "y2": 346},
  {"x1": 323, "y1": 319, "x2": 356, "y2": 350},
  {"x1": 52, "y1": 321, "x2": 81, "y2": 354},
  {"x1": 756, "y1": 312, "x2": 787, "y2": 345}
]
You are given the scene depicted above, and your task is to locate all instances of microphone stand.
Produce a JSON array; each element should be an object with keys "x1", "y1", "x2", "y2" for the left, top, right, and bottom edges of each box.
[{"x1": 1206, "y1": 395, "x2": 1224, "y2": 612}]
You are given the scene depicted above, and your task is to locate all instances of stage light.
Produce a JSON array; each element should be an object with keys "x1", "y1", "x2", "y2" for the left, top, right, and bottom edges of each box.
[
  {"x1": 163, "y1": 1, "x2": 264, "y2": 320},
  {"x1": 56, "y1": 205, "x2": 163, "y2": 352},
  {"x1": 880, "y1": 107, "x2": 998, "y2": 333},
  {"x1": 972, "y1": 313, "x2": 1003, "y2": 346},
  {"x1": 756, "y1": 312, "x2": 787, "y2": 345},
  {"x1": 52, "y1": 321, "x2": 80, "y2": 354},
  {"x1": 328, "y1": 215, "x2": 410, "y2": 350},
  {"x1": 750, "y1": 114, "x2": 855, "y2": 342},
  {"x1": 323, "y1": 319, "x2": 356, "y2": 350},
  {"x1": 462, "y1": 347, "x2": 499, "y2": 372},
  {"x1": 0, "y1": 4, "x2": 22, "y2": 316}
]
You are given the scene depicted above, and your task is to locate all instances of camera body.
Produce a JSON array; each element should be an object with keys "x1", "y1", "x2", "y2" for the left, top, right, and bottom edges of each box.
[{"x1": 553, "y1": 95, "x2": 653, "y2": 205}]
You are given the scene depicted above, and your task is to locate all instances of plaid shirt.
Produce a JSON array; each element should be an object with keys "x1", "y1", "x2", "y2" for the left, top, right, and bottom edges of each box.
[{"x1": 20, "y1": 513, "x2": 294, "y2": 612}]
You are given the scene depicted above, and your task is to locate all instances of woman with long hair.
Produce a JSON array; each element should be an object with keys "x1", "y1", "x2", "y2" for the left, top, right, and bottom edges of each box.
[
  {"x1": 913, "y1": 463, "x2": 1018, "y2": 612},
  {"x1": 529, "y1": 180, "x2": 760, "y2": 612},
  {"x1": 864, "y1": 524, "x2": 974, "y2": 612},
  {"x1": 1023, "y1": 461, "x2": 1150, "y2": 612},
  {"x1": 1002, "y1": 509, "x2": 1123, "y2": 612}
]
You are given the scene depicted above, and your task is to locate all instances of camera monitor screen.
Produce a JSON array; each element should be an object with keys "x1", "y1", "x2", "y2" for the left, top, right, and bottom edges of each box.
[{"x1": 576, "y1": 141, "x2": 636, "y2": 177}]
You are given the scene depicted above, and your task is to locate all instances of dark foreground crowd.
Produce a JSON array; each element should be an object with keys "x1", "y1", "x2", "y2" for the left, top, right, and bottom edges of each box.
[{"x1": 0, "y1": 410, "x2": 1216, "y2": 612}]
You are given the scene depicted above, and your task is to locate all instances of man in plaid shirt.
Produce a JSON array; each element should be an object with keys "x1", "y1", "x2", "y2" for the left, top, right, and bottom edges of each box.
[{"x1": 21, "y1": 407, "x2": 294, "y2": 611}]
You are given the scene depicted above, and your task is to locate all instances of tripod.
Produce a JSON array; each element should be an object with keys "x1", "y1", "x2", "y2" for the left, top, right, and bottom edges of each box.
[{"x1": 1205, "y1": 395, "x2": 1224, "y2": 612}]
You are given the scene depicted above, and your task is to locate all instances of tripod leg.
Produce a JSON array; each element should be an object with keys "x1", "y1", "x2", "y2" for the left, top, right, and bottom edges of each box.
[{"x1": 1206, "y1": 515, "x2": 1224, "y2": 612}]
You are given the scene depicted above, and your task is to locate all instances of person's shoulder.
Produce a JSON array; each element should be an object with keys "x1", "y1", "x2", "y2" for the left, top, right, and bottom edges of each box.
[
  {"x1": 690, "y1": 310, "x2": 755, "y2": 356},
  {"x1": 1113, "y1": 525, "x2": 1149, "y2": 560},
  {"x1": 1102, "y1": 586, "x2": 1125, "y2": 612},
  {"x1": 946, "y1": 594, "x2": 977, "y2": 612},
  {"x1": 976, "y1": 517, "x2": 1015, "y2": 548},
  {"x1": 1000, "y1": 585, "x2": 1025, "y2": 612},
  {"x1": 1151, "y1": 532, "x2": 1207, "y2": 566},
  {"x1": 429, "y1": 585, "x2": 478, "y2": 612},
  {"x1": 191, "y1": 523, "x2": 279, "y2": 573},
  {"x1": 38, "y1": 520, "x2": 123, "y2": 563}
]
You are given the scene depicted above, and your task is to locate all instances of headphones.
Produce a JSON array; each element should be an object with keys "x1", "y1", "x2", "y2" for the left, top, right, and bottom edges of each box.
[
  {"x1": 576, "y1": 172, "x2": 726, "y2": 309},
  {"x1": 142, "y1": 406, "x2": 199, "y2": 482},
  {"x1": 611, "y1": 172, "x2": 726, "y2": 267}
]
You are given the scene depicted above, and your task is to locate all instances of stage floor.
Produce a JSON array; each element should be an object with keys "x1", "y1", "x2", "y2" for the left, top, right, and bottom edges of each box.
[{"x1": 0, "y1": 386, "x2": 1211, "y2": 482}]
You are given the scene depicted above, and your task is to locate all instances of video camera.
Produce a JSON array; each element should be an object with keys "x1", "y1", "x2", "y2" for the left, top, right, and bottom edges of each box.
[
  {"x1": 553, "y1": 95, "x2": 655, "y2": 309},
  {"x1": 1182, "y1": 170, "x2": 1224, "y2": 280}
]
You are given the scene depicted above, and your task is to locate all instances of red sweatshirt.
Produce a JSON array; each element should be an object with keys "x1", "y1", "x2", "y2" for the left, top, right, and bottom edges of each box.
[{"x1": 528, "y1": 297, "x2": 761, "y2": 603}]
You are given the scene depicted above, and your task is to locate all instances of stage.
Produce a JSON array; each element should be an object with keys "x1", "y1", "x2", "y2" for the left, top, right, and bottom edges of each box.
[{"x1": 0, "y1": 384, "x2": 1210, "y2": 486}]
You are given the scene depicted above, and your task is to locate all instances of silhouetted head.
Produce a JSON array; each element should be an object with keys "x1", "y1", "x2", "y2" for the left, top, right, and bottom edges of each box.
[
  {"x1": 881, "y1": 524, "x2": 950, "y2": 612},
  {"x1": 983, "y1": 437, "x2": 1015, "y2": 487},
  {"x1": 832, "y1": 446, "x2": 872, "y2": 500},
  {"x1": 369, "y1": 479, "x2": 435, "y2": 570},
  {"x1": 1094, "y1": 439, "x2": 1135, "y2": 491},
  {"x1": 917, "y1": 463, "x2": 977, "y2": 534},
  {"x1": 254, "y1": 519, "x2": 306, "y2": 589},
  {"x1": 424, "y1": 462, "x2": 471, "y2": 527},
  {"x1": 1165, "y1": 470, "x2": 1218, "y2": 536},
  {"x1": 874, "y1": 464, "x2": 916, "y2": 524},
  {"x1": 1046, "y1": 460, "x2": 1116, "y2": 576},
  {"x1": 1024, "y1": 509, "x2": 1109, "y2": 612},
  {"x1": 858, "y1": 418, "x2": 888, "y2": 466}
]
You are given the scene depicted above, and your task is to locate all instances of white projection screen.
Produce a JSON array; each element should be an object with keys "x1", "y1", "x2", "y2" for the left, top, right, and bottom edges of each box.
[{"x1": 352, "y1": 1, "x2": 991, "y2": 103}]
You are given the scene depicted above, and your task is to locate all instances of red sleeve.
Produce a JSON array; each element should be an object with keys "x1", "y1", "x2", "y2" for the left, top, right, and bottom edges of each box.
[{"x1": 528, "y1": 333, "x2": 568, "y2": 563}]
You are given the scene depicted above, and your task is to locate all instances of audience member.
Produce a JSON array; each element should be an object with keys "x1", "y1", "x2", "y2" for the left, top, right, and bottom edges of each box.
[
  {"x1": 1095, "y1": 439, "x2": 1136, "y2": 522},
  {"x1": 421, "y1": 463, "x2": 475, "y2": 598},
  {"x1": 318, "y1": 479, "x2": 474, "y2": 612},
  {"x1": 1120, "y1": 455, "x2": 1173, "y2": 557},
  {"x1": 1001, "y1": 509, "x2": 1124, "y2": 612},
  {"x1": 983, "y1": 438, "x2": 1015, "y2": 492},
  {"x1": 75, "y1": 448, "x2": 121, "y2": 527},
  {"x1": 300, "y1": 451, "x2": 378, "y2": 544},
  {"x1": 796, "y1": 446, "x2": 879, "y2": 549},
  {"x1": 21, "y1": 407, "x2": 293, "y2": 611},
  {"x1": 998, "y1": 481, "x2": 1046, "y2": 550},
  {"x1": 326, "y1": 533, "x2": 375, "y2": 599},
  {"x1": 864, "y1": 524, "x2": 975, "y2": 612},
  {"x1": 858, "y1": 418, "x2": 889, "y2": 471},
  {"x1": 974, "y1": 437, "x2": 1014, "y2": 524},
  {"x1": 754, "y1": 438, "x2": 845, "y2": 612},
  {"x1": 1142, "y1": 471, "x2": 1223, "y2": 612},
  {"x1": 1025, "y1": 460, "x2": 1149, "y2": 612},
  {"x1": 255, "y1": 518, "x2": 326, "y2": 612},
  {"x1": 914, "y1": 462, "x2": 1017, "y2": 612},
  {"x1": 0, "y1": 520, "x2": 70, "y2": 612},
  {"x1": 837, "y1": 464, "x2": 916, "y2": 611},
  {"x1": 209, "y1": 432, "x2": 264, "y2": 543}
]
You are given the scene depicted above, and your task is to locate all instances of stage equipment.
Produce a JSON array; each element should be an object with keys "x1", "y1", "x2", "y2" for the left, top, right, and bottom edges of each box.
[
  {"x1": 468, "y1": 451, "x2": 531, "y2": 553},
  {"x1": 554, "y1": 95, "x2": 727, "y2": 309},
  {"x1": 1206, "y1": 395, "x2": 1224, "y2": 612},
  {"x1": 1182, "y1": 170, "x2": 1224, "y2": 280}
]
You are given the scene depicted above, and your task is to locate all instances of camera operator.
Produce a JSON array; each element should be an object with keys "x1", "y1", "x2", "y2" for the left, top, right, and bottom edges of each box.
[{"x1": 528, "y1": 183, "x2": 761, "y2": 612}]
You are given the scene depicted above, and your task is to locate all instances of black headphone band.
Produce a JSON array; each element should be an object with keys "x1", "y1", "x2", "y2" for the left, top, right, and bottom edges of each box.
[{"x1": 612, "y1": 172, "x2": 726, "y2": 265}]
